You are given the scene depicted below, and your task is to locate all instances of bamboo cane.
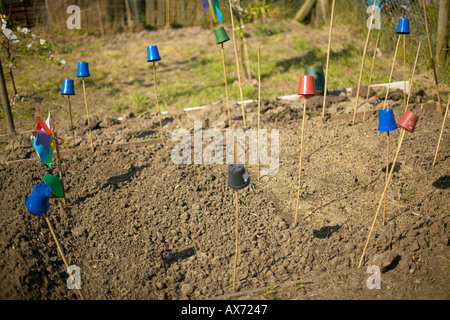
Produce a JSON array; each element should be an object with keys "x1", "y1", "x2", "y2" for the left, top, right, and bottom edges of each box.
[
  {"x1": 382, "y1": 131, "x2": 389, "y2": 225},
  {"x1": 153, "y1": 61, "x2": 165, "y2": 144},
  {"x1": 257, "y1": 44, "x2": 261, "y2": 180},
  {"x1": 45, "y1": 216, "x2": 84, "y2": 300},
  {"x1": 233, "y1": 191, "x2": 239, "y2": 292},
  {"x1": 295, "y1": 98, "x2": 307, "y2": 225},
  {"x1": 67, "y1": 95, "x2": 76, "y2": 147},
  {"x1": 81, "y1": 78, "x2": 94, "y2": 152},
  {"x1": 54, "y1": 131, "x2": 66, "y2": 206},
  {"x1": 322, "y1": 0, "x2": 336, "y2": 119},
  {"x1": 403, "y1": 34, "x2": 406, "y2": 111},
  {"x1": 228, "y1": 0, "x2": 247, "y2": 129},
  {"x1": 363, "y1": 28, "x2": 381, "y2": 121},
  {"x1": 432, "y1": 98, "x2": 450, "y2": 169},
  {"x1": 382, "y1": 35, "x2": 402, "y2": 110},
  {"x1": 352, "y1": 4, "x2": 377, "y2": 125},
  {"x1": 405, "y1": 42, "x2": 421, "y2": 112},
  {"x1": 221, "y1": 42, "x2": 232, "y2": 129},
  {"x1": 358, "y1": 129, "x2": 406, "y2": 268}
]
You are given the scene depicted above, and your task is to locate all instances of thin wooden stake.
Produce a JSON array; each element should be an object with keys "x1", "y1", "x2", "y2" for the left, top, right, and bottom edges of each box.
[
  {"x1": 382, "y1": 131, "x2": 389, "y2": 225},
  {"x1": 432, "y1": 98, "x2": 450, "y2": 169},
  {"x1": 382, "y1": 35, "x2": 402, "y2": 110},
  {"x1": 363, "y1": 28, "x2": 381, "y2": 121},
  {"x1": 403, "y1": 34, "x2": 407, "y2": 111},
  {"x1": 228, "y1": 0, "x2": 247, "y2": 129},
  {"x1": 81, "y1": 78, "x2": 94, "y2": 152},
  {"x1": 295, "y1": 98, "x2": 307, "y2": 225},
  {"x1": 358, "y1": 129, "x2": 406, "y2": 268},
  {"x1": 352, "y1": 4, "x2": 377, "y2": 125},
  {"x1": 221, "y1": 43, "x2": 232, "y2": 129},
  {"x1": 233, "y1": 191, "x2": 239, "y2": 293},
  {"x1": 322, "y1": 0, "x2": 335, "y2": 119},
  {"x1": 153, "y1": 61, "x2": 165, "y2": 144},
  {"x1": 422, "y1": 0, "x2": 444, "y2": 117},
  {"x1": 45, "y1": 216, "x2": 84, "y2": 300},
  {"x1": 257, "y1": 44, "x2": 261, "y2": 180},
  {"x1": 67, "y1": 95, "x2": 75, "y2": 147},
  {"x1": 54, "y1": 131, "x2": 67, "y2": 206},
  {"x1": 405, "y1": 42, "x2": 421, "y2": 112}
]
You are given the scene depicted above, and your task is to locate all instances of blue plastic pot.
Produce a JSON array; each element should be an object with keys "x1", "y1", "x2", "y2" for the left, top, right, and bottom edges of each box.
[
  {"x1": 25, "y1": 183, "x2": 52, "y2": 216},
  {"x1": 396, "y1": 18, "x2": 410, "y2": 34},
  {"x1": 76, "y1": 62, "x2": 90, "y2": 77},
  {"x1": 378, "y1": 108, "x2": 398, "y2": 132},
  {"x1": 61, "y1": 79, "x2": 75, "y2": 95},
  {"x1": 147, "y1": 45, "x2": 161, "y2": 62}
]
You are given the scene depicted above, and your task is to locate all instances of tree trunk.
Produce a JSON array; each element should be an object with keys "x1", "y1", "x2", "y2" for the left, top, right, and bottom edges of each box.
[
  {"x1": 294, "y1": 0, "x2": 316, "y2": 23},
  {"x1": 0, "y1": 58, "x2": 15, "y2": 134},
  {"x1": 44, "y1": 0, "x2": 51, "y2": 30},
  {"x1": 9, "y1": 69, "x2": 17, "y2": 96},
  {"x1": 96, "y1": 0, "x2": 105, "y2": 36},
  {"x1": 165, "y1": 0, "x2": 170, "y2": 28},
  {"x1": 437, "y1": 0, "x2": 449, "y2": 77},
  {"x1": 125, "y1": 0, "x2": 133, "y2": 30}
]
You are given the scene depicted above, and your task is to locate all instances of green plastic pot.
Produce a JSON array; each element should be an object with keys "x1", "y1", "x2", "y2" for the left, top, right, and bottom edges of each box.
[
  {"x1": 304, "y1": 66, "x2": 325, "y2": 93},
  {"x1": 214, "y1": 26, "x2": 230, "y2": 45}
]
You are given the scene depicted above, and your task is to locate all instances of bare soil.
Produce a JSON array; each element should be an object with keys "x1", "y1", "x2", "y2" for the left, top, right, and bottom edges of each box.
[{"x1": 0, "y1": 85, "x2": 449, "y2": 300}]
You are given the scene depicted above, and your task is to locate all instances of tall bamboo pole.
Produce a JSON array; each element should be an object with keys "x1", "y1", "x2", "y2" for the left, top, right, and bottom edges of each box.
[
  {"x1": 153, "y1": 61, "x2": 165, "y2": 144},
  {"x1": 322, "y1": 0, "x2": 335, "y2": 119},
  {"x1": 352, "y1": 4, "x2": 377, "y2": 125},
  {"x1": 54, "y1": 131, "x2": 66, "y2": 206},
  {"x1": 257, "y1": 44, "x2": 261, "y2": 180},
  {"x1": 232, "y1": 191, "x2": 239, "y2": 292},
  {"x1": 81, "y1": 78, "x2": 94, "y2": 152},
  {"x1": 382, "y1": 35, "x2": 401, "y2": 110},
  {"x1": 403, "y1": 34, "x2": 406, "y2": 111},
  {"x1": 228, "y1": 0, "x2": 247, "y2": 129},
  {"x1": 45, "y1": 216, "x2": 84, "y2": 300},
  {"x1": 382, "y1": 132, "x2": 389, "y2": 225},
  {"x1": 363, "y1": 28, "x2": 381, "y2": 121},
  {"x1": 432, "y1": 98, "x2": 450, "y2": 168},
  {"x1": 295, "y1": 98, "x2": 307, "y2": 225},
  {"x1": 405, "y1": 42, "x2": 421, "y2": 112},
  {"x1": 221, "y1": 42, "x2": 232, "y2": 128},
  {"x1": 358, "y1": 129, "x2": 407, "y2": 268},
  {"x1": 67, "y1": 96, "x2": 75, "y2": 146}
]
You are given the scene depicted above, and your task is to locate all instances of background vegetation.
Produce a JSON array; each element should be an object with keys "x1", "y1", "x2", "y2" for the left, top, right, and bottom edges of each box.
[{"x1": 0, "y1": 0, "x2": 448, "y2": 134}]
